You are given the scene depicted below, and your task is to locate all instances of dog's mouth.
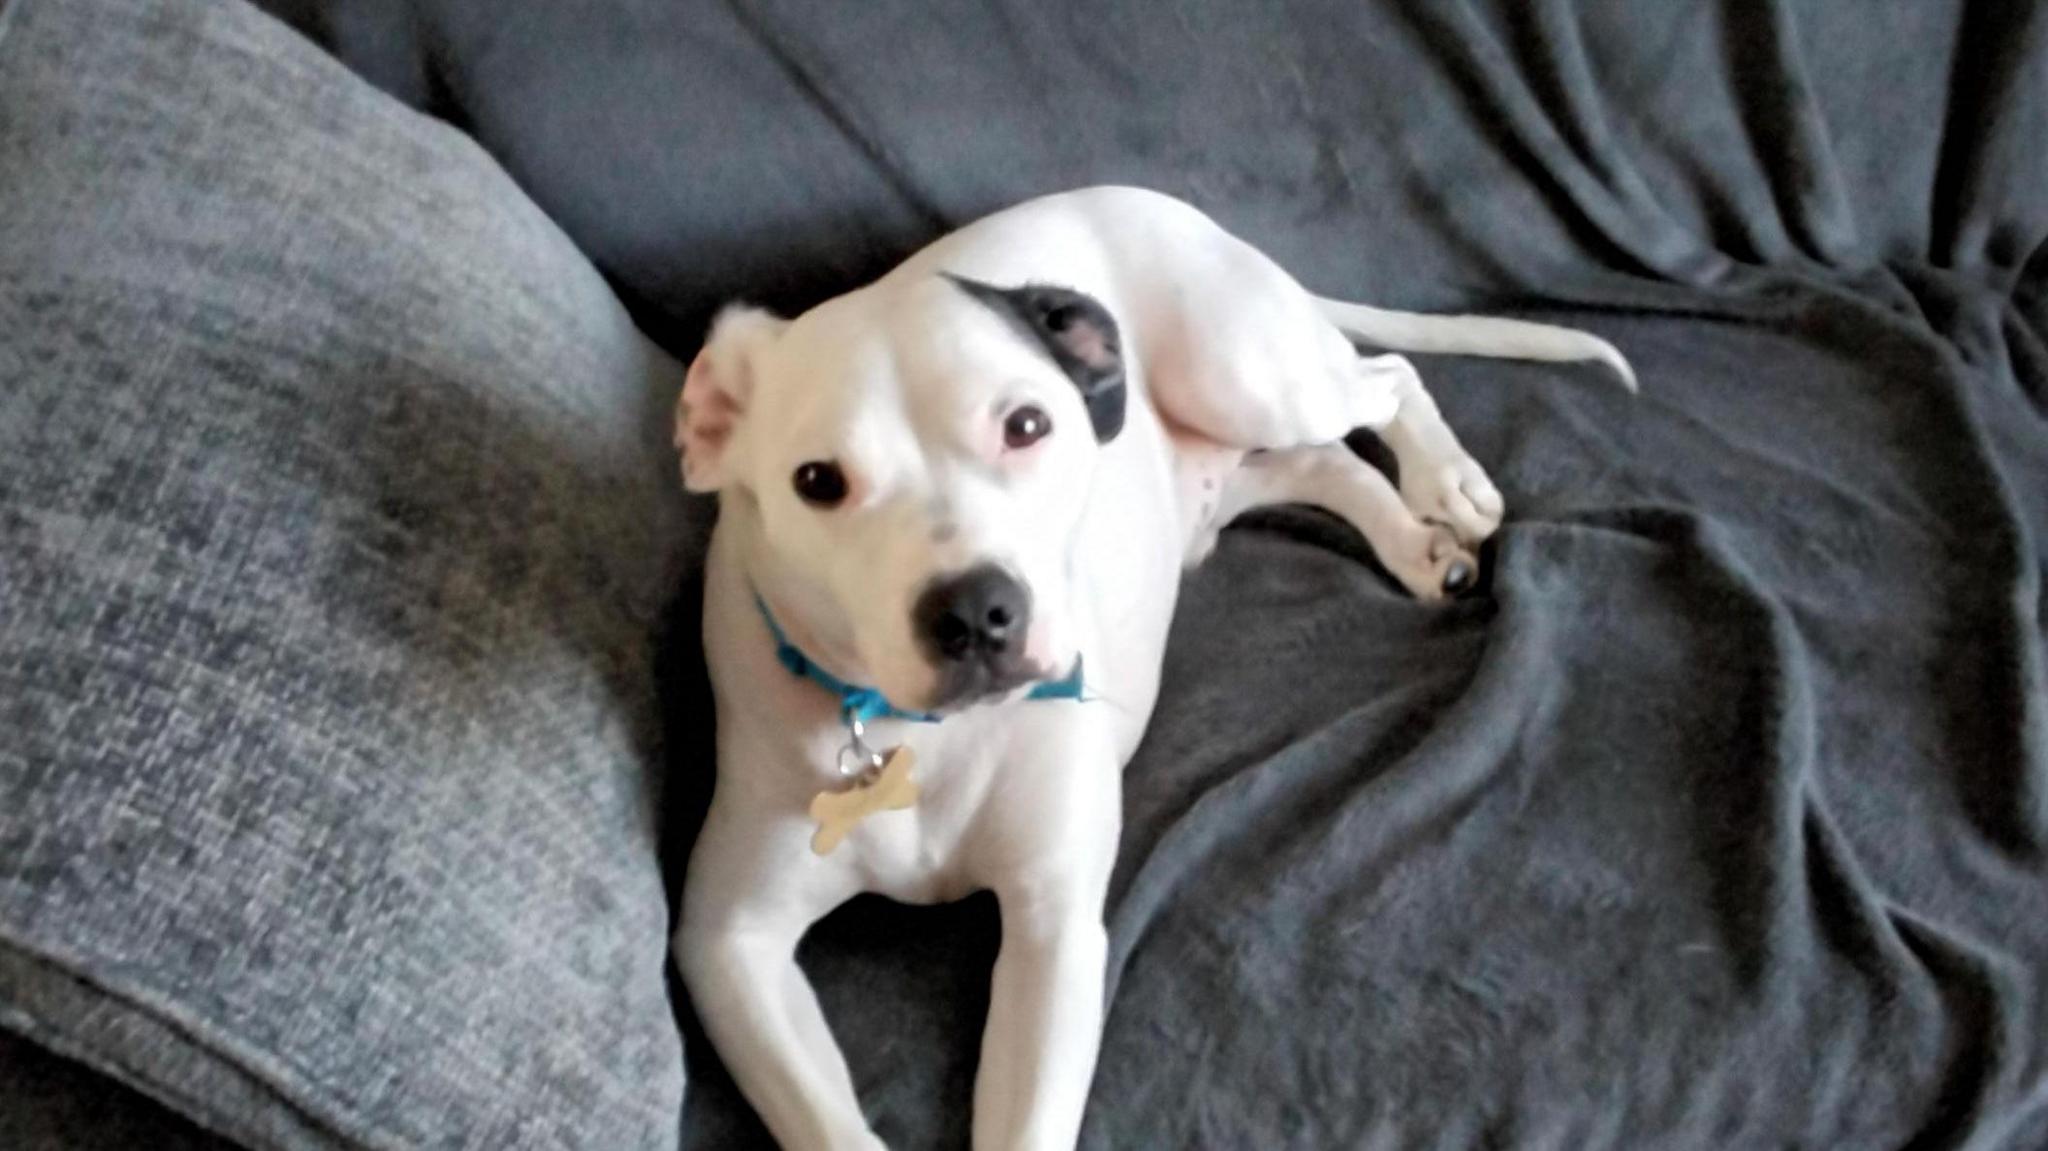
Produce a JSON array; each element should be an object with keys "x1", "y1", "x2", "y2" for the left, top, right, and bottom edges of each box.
[
  {"x1": 923, "y1": 660, "x2": 1048, "y2": 714},
  {"x1": 921, "y1": 654, "x2": 1076, "y2": 715}
]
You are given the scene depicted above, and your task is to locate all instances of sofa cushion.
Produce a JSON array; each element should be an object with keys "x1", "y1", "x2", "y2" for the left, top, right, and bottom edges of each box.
[{"x1": 0, "y1": 0, "x2": 687, "y2": 1147}]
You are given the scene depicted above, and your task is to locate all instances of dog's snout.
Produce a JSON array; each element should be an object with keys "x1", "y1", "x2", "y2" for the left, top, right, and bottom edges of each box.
[{"x1": 915, "y1": 565, "x2": 1030, "y2": 664}]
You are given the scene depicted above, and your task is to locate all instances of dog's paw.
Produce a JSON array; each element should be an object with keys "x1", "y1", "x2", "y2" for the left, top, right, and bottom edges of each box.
[
  {"x1": 1383, "y1": 523, "x2": 1480, "y2": 601},
  {"x1": 1401, "y1": 455, "x2": 1504, "y2": 547}
]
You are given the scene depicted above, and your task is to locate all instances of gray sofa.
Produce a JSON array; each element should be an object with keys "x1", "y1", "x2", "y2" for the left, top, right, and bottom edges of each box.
[
  {"x1": 3, "y1": 0, "x2": 2045, "y2": 1148},
  {"x1": 0, "y1": 1, "x2": 684, "y2": 1147}
]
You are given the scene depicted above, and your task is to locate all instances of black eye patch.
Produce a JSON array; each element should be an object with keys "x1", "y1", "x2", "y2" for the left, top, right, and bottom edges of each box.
[{"x1": 944, "y1": 274, "x2": 1127, "y2": 443}]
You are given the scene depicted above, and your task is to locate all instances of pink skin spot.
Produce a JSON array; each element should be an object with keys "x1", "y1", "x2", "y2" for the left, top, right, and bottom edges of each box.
[
  {"x1": 677, "y1": 354, "x2": 742, "y2": 465},
  {"x1": 1023, "y1": 618, "x2": 1056, "y2": 673}
]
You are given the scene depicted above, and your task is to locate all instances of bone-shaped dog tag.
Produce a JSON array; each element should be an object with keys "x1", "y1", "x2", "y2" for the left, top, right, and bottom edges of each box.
[{"x1": 809, "y1": 746, "x2": 918, "y2": 856}]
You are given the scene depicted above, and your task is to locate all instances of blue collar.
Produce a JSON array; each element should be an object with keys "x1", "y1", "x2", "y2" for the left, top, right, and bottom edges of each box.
[{"x1": 754, "y1": 594, "x2": 1086, "y2": 728}]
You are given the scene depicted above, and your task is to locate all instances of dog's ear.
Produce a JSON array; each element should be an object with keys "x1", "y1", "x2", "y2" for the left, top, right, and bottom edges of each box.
[
  {"x1": 946, "y1": 275, "x2": 1126, "y2": 443},
  {"x1": 675, "y1": 304, "x2": 787, "y2": 492}
]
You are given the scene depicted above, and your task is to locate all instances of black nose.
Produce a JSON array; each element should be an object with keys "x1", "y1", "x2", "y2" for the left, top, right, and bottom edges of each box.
[{"x1": 914, "y1": 565, "x2": 1031, "y2": 664}]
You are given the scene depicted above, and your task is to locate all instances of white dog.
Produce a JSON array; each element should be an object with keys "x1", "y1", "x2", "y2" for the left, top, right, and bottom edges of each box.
[{"x1": 672, "y1": 186, "x2": 1632, "y2": 1151}]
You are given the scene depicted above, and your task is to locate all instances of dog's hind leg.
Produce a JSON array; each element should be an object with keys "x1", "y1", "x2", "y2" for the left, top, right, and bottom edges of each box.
[
  {"x1": 1368, "y1": 355, "x2": 1506, "y2": 548},
  {"x1": 1190, "y1": 443, "x2": 1479, "y2": 600},
  {"x1": 1128, "y1": 212, "x2": 1409, "y2": 452}
]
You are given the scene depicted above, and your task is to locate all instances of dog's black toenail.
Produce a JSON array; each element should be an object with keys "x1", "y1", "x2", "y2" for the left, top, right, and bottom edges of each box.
[{"x1": 1443, "y1": 561, "x2": 1475, "y2": 594}]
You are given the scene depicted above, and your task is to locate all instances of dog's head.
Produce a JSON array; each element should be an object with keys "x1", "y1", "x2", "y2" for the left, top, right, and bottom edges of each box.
[{"x1": 675, "y1": 273, "x2": 1126, "y2": 714}]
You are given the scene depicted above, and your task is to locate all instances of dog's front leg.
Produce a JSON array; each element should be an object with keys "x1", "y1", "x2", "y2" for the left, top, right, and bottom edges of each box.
[
  {"x1": 679, "y1": 916, "x2": 882, "y2": 1151},
  {"x1": 679, "y1": 807, "x2": 882, "y2": 1151},
  {"x1": 971, "y1": 870, "x2": 1113, "y2": 1151}
]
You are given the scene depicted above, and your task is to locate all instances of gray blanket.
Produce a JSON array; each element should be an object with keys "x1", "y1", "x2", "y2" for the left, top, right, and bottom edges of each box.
[{"x1": 47, "y1": 0, "x2": 2048, "y2": 1146}]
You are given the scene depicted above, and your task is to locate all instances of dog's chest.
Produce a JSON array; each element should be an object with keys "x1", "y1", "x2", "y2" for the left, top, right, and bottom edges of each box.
[{"x1": 810, "y1": 722, "x2": 1012, "y2": 904}]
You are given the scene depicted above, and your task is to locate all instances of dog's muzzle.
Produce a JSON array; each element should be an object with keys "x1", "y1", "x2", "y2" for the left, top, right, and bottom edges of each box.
[{"x1": 913, "y1": 563, "x2": 1038, "y2": 707}]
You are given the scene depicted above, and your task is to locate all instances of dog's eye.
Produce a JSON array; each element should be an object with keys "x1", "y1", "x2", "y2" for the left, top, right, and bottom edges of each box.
[
  {"x1": 1002, "y1": 405, "x2": 1052, "y2": 450},
  {"x1": 792, "y1": 461, "x2": 849, "y2": 508}
]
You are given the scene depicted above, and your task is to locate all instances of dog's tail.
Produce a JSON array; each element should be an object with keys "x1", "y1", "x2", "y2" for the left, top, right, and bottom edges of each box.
[{"x1": 1315, "y1": 298, "x2": 1637, "y2": 393}]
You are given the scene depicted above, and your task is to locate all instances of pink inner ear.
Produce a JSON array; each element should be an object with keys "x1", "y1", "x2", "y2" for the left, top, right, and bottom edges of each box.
[
  {"x1": 677, "y1": 353, "x2": 742, "y2": 478},
  {"x1": 1065, "y1": 320, "x2": 1114, "y2": 369}
]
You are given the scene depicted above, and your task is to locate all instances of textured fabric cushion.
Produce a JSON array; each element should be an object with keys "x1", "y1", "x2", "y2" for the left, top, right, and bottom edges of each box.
[{"x1": 0, "y1": 0, "x2": 687, "y2": 1148}]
